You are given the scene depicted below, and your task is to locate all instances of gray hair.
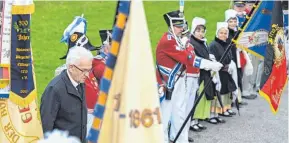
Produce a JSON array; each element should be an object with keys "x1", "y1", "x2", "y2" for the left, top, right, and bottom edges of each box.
[{"x1": 66, "y1": 46, "x2": 93, "y2": 66}]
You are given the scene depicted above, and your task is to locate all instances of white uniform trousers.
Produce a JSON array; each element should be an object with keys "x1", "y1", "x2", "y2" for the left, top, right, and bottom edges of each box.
[
  {"x1": 242, "y1": 54, "x2": 263, "y2": 95},
  {"x1": 162, "y1": 75, "x2": 198, "y2": 143},
  {"x1": 161, "y1": 75, "x2": 198, "y2": 143}
]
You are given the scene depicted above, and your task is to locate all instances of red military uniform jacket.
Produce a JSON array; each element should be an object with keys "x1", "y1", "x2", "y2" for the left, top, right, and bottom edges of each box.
[
  {"x1": 156, "y1": 32, "x2": 199, "y2": 88},
  {"x1": 186, "y1": 43, "x2": 200, "y2": 76},
  {"x1": 85, "y1": 56, "x2": 105, "y2": 109}
]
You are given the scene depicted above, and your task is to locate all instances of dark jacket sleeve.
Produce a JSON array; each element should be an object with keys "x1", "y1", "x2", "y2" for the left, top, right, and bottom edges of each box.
[
  {"x1": 209, "y1": 42, "x2": 220, "y2": 61},
  {"x1": 40, "y1": 86, "x2": 60, "y2": 133}
]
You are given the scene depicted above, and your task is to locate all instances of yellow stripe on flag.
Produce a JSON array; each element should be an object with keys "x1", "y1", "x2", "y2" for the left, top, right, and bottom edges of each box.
[{"x1": 12, "y1": 4, "x2": 35, "y2": 14}]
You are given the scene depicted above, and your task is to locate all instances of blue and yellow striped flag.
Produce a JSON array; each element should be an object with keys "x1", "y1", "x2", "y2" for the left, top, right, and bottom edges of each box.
[
  {"x1": 87, "y1": 0, "x2": 164, "y2": 142},
  {"x1": 87, "y1": 1, "x2": 130, "y2": 142}
]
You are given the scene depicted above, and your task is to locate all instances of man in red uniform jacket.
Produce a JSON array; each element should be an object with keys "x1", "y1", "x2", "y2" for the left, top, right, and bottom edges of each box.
[
  {"x1": 156, "y1": 10, "x2": 223, "y2": 143},
  {"x1": 244, "y1": 1, "x2": 255, "y2": 14},
  {"x1": 85, "y1": 30, "x2": 112, "y2": 109}
]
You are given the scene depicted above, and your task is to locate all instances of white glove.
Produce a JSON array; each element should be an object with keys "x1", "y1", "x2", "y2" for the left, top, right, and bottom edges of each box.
[
  {"x1": 232, "y1": 90, "x2": 238, "y2": 101},
  {"x1": 228, "y1": 61, "x2": 239, "y2": 92},
  {"x1": 243, "y1": 51, "x2": 254, "y2": 76},
  {"x1": 209, "y1": 54, "x2": 216, "y2": 61},
  {"x1": 228, "y1": 60, "x2": 237, "y2": 75},
  {"x1": 197, "y1": 57, "x2": 223, "y2": 72},
  {"x1": 211, "y1": 71, "x2": 221, "y2": 92},
  {"x1": 158, "y1": 86, "x2": 165, "y2": 101},
  {"x1": 181, "y1": 36, "x2": 189, "y2": 47}
]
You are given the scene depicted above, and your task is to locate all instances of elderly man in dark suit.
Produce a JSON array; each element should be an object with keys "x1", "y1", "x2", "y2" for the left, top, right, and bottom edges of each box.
[{"x1": 40, "y1": 46, "x2": 93, "y2": 142}]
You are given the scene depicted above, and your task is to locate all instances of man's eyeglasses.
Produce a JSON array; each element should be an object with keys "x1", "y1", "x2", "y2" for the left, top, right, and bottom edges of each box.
[{"x1": 73, "y1": 65, "x2": 92, "y2": 74}]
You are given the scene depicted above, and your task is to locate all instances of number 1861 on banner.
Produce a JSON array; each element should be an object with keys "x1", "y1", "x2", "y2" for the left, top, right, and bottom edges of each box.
[{"x1": 129, "y1": 107, "x2": 161, "y2": 128}]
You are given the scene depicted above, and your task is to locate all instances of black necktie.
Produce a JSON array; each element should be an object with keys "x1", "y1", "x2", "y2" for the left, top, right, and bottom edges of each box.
[{"x1": 76, "y1": 84, "x2": 83, "y2": 96}]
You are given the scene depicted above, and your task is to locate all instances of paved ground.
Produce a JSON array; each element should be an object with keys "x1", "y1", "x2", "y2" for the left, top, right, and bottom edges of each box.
[{"x1": 190, "y1": 86, "x2": 288, "y2": 143}]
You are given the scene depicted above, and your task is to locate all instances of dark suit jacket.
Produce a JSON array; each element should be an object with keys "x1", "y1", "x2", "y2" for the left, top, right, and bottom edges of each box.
[{"x1": 40, "y1": 70, "x2": 87, "y2": 142}]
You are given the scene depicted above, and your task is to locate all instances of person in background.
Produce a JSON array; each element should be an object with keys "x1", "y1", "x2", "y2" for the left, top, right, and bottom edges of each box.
[
  {"x1": 225, "y1": 9, "x2": 255, "y2": 108},
  {"x1": 156, "y1": 10, "x2": 223, "y2": 143},
  {"x1": 233, "y1": 0, "x2": 246, "y2": 27},
  {"x1": 40, "y1": 46, "x2": 93, "y2": 143},
  {"x1": 245, "y1": 0, "x2": 255, "y2": 14},
  {"x1": 209, "y1": 22, "x2": 237, "y2": 122},
  {"x1": 189, "y1": 17, "x2": 221, "y2": 131}
]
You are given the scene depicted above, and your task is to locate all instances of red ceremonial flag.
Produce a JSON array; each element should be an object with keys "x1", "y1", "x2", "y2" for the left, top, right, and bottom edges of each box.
[{"x1": 259, "y1": 1, "x2": 288, "y2": 114}]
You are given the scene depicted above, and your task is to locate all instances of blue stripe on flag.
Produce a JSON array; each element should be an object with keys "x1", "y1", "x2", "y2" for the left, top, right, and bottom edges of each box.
[
  {"x1": 87, "y1": 128, "x2": 99, "y2": 141},
  {"x1": 100, "y1": 78, "x2": 111, "y2": 94},
  {"x1": 106, "y1": 53, "x2": 117, "y2": 70},
  {"x1": 112, "y1": 26, "x2": 124, "y2": 42},
  {"x1": 119, "y1": 1, "x2": 130, "y2": 15},
  {"x1": 93, "y1": 105, "x2": 105, "y2": 119},
  {"x1": 0, "y1": 94, "x2": 9, "y2": 98}
]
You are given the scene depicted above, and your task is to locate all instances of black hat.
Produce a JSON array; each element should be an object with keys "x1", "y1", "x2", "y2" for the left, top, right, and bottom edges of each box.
[
  {"x1": 99, "y1": 30, "x2": 112, "y2": 44},
  {"x1": 59, "y1": 32, "x2": 99, "y2": 60},
  {"x1": 163, "y1": 10, "x2": 185, "y2": 27},
  {"x1": 234, "y1": 0, "x2": 246, "y2": 7}
]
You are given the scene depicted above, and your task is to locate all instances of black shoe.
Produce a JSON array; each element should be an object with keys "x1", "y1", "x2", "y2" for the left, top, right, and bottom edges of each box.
[
  {"x1": 218, "y1": 112, "x2": 232, "y2": 117},
  {"x1": 227, "y1": 109, "x2": 236, "y2": 115},
  {"x1": 238, "y1": 101, "x2": 248, "y2": 105},
  {"x1": 242, "y1": 94, "x2": 257, "y2": 100},
  {"x1": 215, "y1": 117, "x2": 226, "y2": 123},
  {"x1": 206, "y1": 118, "x2": 218, "y2": 124},
  {"x1": 197, "y1": 123, "x2": 207, "y2": 130},
  {"x1": 190, "y1": 124, "x2": 202, "y2": 132},
  {"x1": 250, "y1": 94, "x2": 258, "y2": 98},
  {"x1": 188, "y1": 137, "x2": 194, "y2": 142}
]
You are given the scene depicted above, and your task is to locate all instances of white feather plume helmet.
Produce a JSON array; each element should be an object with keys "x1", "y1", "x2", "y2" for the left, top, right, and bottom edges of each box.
[
  {"x1": 60, "y1": 14, "x2": 87, "y2": 44},
  {"x1": 216, "y1": 22, "x2": 229, "y2": 38},
  {"x1": 190, "y1": 17, "x2": 206, "y2": 34}
]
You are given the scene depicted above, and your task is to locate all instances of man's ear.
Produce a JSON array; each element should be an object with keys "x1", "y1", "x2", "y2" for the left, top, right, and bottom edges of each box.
[{"x1": 67, "y1": 64, "x2": 73, "y2": 72}]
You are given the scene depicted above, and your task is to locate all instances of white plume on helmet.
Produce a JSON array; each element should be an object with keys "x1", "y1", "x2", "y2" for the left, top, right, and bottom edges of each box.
[{"x1": 60, "y1": 14, "x2": 87, "y2": 44}]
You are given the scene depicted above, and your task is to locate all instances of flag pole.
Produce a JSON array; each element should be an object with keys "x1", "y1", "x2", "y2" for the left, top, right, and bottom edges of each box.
[{"x1": 172, "y1": 1, "x2": 260, "y2": 142}]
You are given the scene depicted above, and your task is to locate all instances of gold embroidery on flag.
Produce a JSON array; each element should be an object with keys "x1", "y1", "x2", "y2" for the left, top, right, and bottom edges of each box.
[{"x1": 0, "y1": 100, "x2": 40, "y2": 143}]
